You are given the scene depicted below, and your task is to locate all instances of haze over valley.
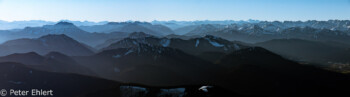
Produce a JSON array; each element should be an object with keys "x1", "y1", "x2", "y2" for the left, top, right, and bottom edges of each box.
[
  {"x1": 0, "y1": 19, "x2": 349, "y2": 97},
  {"x1": 1, "y1": 0, "x2": 350, "y2": 97}
]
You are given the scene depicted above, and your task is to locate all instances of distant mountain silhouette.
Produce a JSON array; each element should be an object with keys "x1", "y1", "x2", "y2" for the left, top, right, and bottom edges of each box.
[
  {"x1": 0, "y1": 20, "x2": 350, "y2": 97},
  {"x1": 0, "y1": 20, "x2": 107, "y2": 30},
  {"x1": 16, "y1": 22, "x2": 88, "y2": 36},
  {"x1": 280, "y1": 27, "x2": 350, "y2": 44},
  {"x1": 152, "y1": 20, "x2": 260, "y2": 31},
  {"x1": 0, "y1": 22, "x2": 130, "y2": 46},
  {"x1": 79, "y1": 21, "x2": 174, "y2": 36},
  {"x1": 166, "y1": 20, "x2": 350, "y2": 45},
  {"x1": 173, "y1": 25, "x2": 199, "y2": 35},
  {"x1": 0, "y1": 34, "x2": 94, "y2": 56},
  {"x1": 256, "y1": 39, "x2": 350, "y2": 65},
  {"x1": 184, "y1": 24, "x2": 224, "y2": 36},
  {"x1": 95, "y1": 32, "x2": 153, "y2": 49}
]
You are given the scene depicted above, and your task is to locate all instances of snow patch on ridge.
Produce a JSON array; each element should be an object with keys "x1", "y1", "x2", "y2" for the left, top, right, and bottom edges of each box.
[
  {"x1": 206, "y1": 39, "x2": 224, "y2": 47},
  {"x1": 160, "y1": 39, "x2": 171, "y2": 47},
  {"x1": 199, "y1": 86, "x2": 213, "y2": 92},
  {"x1": 113, "y1": 54, "x2": 121, "y2": 58},
  {"x1": 124, "y1": 50, "x2": 134, "y2": 55},
  {"x1": 195, "y1": 39, "x2": 200, "y2": 47}
]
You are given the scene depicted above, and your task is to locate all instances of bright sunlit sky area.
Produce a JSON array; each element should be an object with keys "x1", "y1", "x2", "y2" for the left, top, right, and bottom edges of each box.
[{"x1": 0, "y1": 0, "x2": 350, "y2": 22}]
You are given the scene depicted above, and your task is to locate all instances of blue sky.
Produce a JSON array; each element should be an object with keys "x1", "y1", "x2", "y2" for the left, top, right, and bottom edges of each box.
[{"x1": 0, "y1": 0, "x2": 349, "y2": 22}]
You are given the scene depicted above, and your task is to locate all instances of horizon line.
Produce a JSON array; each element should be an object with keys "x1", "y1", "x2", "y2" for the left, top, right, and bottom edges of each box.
[{"x1": 2, "y1": 19, "x2": 350, "y2": 23}]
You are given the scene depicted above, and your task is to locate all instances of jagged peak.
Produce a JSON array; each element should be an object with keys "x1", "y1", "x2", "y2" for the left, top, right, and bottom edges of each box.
[
  {"x1": 55, "y1": 21, "x2": 74, "y2": 26},
  {"x1": 42, "y1": 21, "x2": 78, "y2": 29}
]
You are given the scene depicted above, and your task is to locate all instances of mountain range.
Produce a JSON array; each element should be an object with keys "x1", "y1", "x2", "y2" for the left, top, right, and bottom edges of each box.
[
  {"x1": 0, "y1": 34, "x2": 94, "y2": 56},
  {"x1": 1, "y1": 20, "x2": 350, "y2": 97},
  {"x1": 256, "y1": 39, "x2": 350, "y2": 65},
  {"x1": 79, "y1": 21, "x2": 174, "y2": 36}
]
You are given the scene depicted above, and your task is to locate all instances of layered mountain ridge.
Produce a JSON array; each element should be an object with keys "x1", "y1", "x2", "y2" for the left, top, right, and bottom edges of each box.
[{"x1": 0, "y1": 20, "x2": 350, "y2": 97}]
